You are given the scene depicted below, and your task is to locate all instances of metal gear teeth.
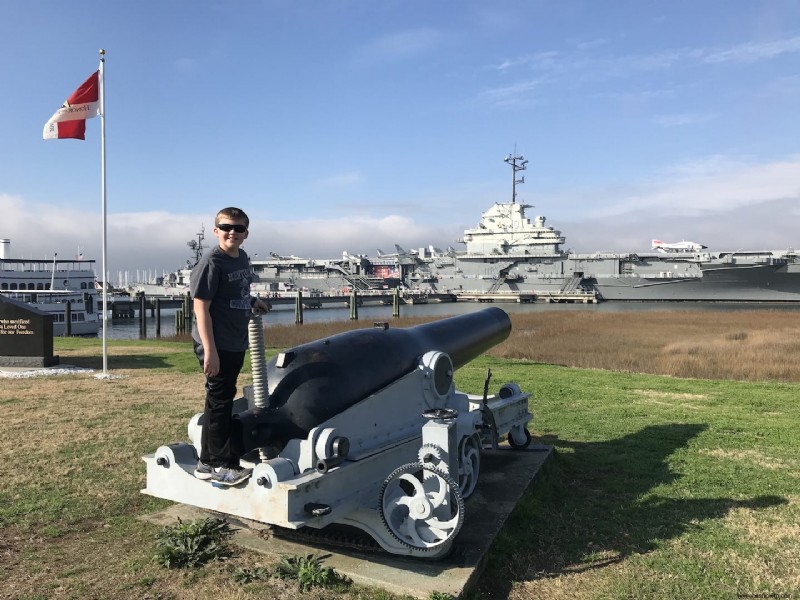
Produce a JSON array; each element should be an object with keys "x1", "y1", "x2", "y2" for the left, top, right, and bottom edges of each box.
[
  {"x1": 418, "y1": 443, "x2": 443, "y2": 465},
  {"x1": 378, "y1": 461, "x2": 465, "y2": 551}
]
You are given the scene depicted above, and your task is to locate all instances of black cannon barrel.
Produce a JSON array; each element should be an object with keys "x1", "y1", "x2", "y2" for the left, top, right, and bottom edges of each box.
[{"x1": 238, "y1": 307, "x2": 510, "y2": 447}]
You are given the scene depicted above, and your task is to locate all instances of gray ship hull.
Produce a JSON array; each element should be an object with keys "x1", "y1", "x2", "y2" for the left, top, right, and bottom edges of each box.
[
  {"x1": 252, "y1": 256, "x2": 800, "y2": 303},
  {"x1": 590, "y1": 263, "x2": 800, "y2": 302},
  {"x1": 401, "y1": 251, "x2": 800, "y2": 302}
]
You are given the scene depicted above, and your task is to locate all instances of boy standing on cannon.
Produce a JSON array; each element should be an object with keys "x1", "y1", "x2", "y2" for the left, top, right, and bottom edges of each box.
[{"x1": 190, "y1": 207, "x2": 269, "y2": 485}]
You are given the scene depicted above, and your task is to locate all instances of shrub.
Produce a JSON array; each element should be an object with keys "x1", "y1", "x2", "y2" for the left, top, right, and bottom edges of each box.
[
  {"x1": 232, "y1": 565, "x2": 270, "y2": 583},
  {"x1": 272, "y1": 553, "x2": 349, "y2": 591},
  {"x1": 153, "y1": 517, "x2": 232, "y2": 569}
]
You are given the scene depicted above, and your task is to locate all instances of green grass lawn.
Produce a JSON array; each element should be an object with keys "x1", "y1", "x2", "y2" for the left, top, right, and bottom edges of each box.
[
  {"x1": 457, "y1": 357, "x2": 799, "y2": 599},
  {"x1": 0, "y1": 338, "x2": 797, "y2": 599}
]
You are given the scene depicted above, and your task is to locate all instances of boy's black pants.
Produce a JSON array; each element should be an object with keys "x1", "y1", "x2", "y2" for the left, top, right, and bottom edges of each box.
[{"x1": 193, "y1": 342, "x2": 245, "y2": 468}]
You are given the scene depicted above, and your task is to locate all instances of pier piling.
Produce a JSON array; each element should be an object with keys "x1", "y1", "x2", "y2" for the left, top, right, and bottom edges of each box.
[
  {"x1": 350, "y1": 289, "x2": 359, "y2": 320},
  {"x1": 64, "y1": 301, "x2": 72, "y2": 336},
  {"x1": 155, "y1": 299, "x2": 161, "y2": 337},
  {"x1": 295, "y1": 291, "x2": 304, "y2": 325},
  {"x1": 393, "y1": 288, "x2": 400, "y2": 318},
  {"x1": 139, "y1": 293, "x2": 146, "y2": 338}
]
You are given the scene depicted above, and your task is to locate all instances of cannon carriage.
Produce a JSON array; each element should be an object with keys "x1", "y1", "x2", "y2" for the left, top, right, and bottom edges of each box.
[{"x1": 142, "y1": 307, "x2": 533, "y2": 558}]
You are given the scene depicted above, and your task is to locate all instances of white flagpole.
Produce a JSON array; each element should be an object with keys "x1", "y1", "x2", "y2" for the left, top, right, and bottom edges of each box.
[{"x1": 99, "y1": 49, "x2": 108, "y2": 376}]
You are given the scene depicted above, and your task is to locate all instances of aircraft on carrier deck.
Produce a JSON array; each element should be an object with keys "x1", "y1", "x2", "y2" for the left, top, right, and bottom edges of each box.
[{"x1": 651, "y1": 239, "x2": 708, "y2": 253}]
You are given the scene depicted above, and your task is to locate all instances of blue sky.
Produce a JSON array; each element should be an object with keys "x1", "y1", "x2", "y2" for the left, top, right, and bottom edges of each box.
[{"x1": 2, "y1": 1, "x2": 800, "y2": 278}]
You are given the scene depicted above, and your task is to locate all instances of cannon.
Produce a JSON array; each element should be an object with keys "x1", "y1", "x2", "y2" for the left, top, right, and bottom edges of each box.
[{"x1": 142, "y1": 307, "x2": 533, "y2": 558}]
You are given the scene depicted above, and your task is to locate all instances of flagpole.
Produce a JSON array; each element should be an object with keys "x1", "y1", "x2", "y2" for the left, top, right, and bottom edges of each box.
[{"x1": 99, "y1": 49, "x2": 108, "y2": 376}]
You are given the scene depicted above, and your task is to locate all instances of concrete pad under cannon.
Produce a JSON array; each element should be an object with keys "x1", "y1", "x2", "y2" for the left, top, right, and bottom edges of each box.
[{"x1": 142, "y1": 444, "x2": 552, "y2": 599}]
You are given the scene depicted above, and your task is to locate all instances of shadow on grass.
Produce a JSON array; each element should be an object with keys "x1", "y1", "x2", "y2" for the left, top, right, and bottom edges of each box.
[
  {"x1": 479, "y1": 423, "x2": 787, "y2": 597},
  {"x1": 60, "y1": 354, "x2": 175, "y2": 370}
]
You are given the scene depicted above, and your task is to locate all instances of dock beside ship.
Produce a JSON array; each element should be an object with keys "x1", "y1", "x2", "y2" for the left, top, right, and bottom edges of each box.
[
  {"x1": 257, "y1": 289, "x2": 596, "y2": 309},
  {"x1": 108, "y1": 288, "x2": 598, "y2": 319}
]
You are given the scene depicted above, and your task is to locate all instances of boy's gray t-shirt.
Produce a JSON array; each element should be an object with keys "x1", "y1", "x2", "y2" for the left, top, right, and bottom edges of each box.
[{"x1": 190, "y1": 247, "x2": 254, "y2": 352}]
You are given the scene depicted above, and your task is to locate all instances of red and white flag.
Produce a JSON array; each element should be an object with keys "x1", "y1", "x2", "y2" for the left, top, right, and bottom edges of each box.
[{"x1": 43, "y1": 70, "x2": 101, "y2": 140}]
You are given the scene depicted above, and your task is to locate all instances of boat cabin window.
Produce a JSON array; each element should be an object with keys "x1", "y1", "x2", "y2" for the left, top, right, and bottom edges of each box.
[
  {"x1": 28, "y1": 283, "x2": 35, "y2": 290},
  {"x1": 9, "y1": 283, "x2": 17, "y2": 290},
  {"x1": 37, "y1": 283, "x2": 44, "y2": 290},
  {"x1": 81, "y1": 282, "x2": 88, "y2": 289},
  {"x1": 0, "y1": 283, "x2": 6, "y2": 290}
]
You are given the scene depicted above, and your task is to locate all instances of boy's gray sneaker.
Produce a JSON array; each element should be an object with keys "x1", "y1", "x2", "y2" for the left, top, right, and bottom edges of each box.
[
  {"x1": 194, "y1": 461, "x2": 213, "y2": 480},
  {"x1": 211, "y1": 466, "x2": 253, "y2": 486}
]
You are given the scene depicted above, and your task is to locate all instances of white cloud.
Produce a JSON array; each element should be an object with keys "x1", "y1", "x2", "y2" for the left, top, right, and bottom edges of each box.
[
  {"x1": 5, "y1": 153, "x2": 799, "y2": 280},
  {"x1": 575, "y1": 38, "x2": 609, "y2": 51},
  {"x1": 352, "y1": 28, "x2": 446, "y2": 67},
  {"x1": 591, "y1": 155, "x2": 800, "y2": 218},
  {"x1": 654, "y1": 113, "x2": 715, "y2": 127},
  {"x1": 760, "y1": 73, "x2": 800, "y2": 99},
  {"x1": 0, "y1": 194, "x2": 452, "y2": 278},
  {"x1": 476, "y1": 79, "x2": 545, "y2": 107},
  {"x1": 252, "y1": 215, "x2": 449, "y2": 258},
  {"x1": 0, "y1": 195, "x2": 209, "y2": 276},
  {"x1": 173, "y1": 57, "x2": 199, "y2": 72},
  {"x1": 483, "y1": 34, "x2": 800, "y2": 105},
  {"x1": 566, "y1": 196, "x2": 800, "y2": 253},
  {"x1": 492, "y1": 51, "x2": 560, "y2": 73},
  {"x1": 658, "y1": 155, "x2": 750, "y2": 178},
  {"x1": 314, "y1": 171, "x2": 363, "y2": 188},
  {"x1": 702, "y1": 35, "x2": 800, "y2": 64}
]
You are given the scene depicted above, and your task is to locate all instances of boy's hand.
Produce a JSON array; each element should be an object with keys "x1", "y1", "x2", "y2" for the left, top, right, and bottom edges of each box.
[
  {"x1": 204, "y1": 348, "x2": 220, "y2": 377},
  {"x1": 253, "y1": 298, "x2": 270, "y2": 314}
]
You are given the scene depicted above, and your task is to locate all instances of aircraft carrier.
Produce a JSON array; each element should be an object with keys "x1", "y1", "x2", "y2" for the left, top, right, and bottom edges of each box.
[
  {"x1": 250, "y1": 154, "x2": 800, "y2": 302},
  {"x1": 140, "y1": 154, "x2": 800, "y2": 302}
]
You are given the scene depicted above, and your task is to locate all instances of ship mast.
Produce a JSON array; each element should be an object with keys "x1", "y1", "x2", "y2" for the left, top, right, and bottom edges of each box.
[
  {"x1": 503, "y1": 152, "x2": 528, "y2": 204},
  {"x1": 186, "y1": 227, "x2": 206, "y2": 268}
]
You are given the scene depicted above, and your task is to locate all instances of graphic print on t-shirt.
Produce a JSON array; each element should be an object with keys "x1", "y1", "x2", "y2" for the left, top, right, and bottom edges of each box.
[{"x1": 227, "y1": 267, "x2": 254, "y2": 310}]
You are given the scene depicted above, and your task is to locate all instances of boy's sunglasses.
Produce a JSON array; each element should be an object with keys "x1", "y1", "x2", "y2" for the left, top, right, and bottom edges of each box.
[{"x1": 216, "y1": 223, "x2": 247, "y2": 233}]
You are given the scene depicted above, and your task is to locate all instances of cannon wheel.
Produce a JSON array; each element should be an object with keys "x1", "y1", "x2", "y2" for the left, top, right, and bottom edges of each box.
[
  {"x1": 458, "y1": 434, "x2": 481, "y2": 499},
  {"x1": 507, "y1": 426, "x2": 532, "y2": 450},
  {"x1": 379, "y1": 462, "x2": 464, "y2": 551}
]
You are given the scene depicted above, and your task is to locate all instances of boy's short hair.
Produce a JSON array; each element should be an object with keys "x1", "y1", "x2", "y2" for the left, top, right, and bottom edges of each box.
[{"x1": 215, "y1": 207, "x2": 250, "y2": 228}]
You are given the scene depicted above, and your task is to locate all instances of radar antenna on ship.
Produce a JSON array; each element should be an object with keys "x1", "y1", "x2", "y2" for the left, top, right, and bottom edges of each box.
[
  {"x1": 503, "y1": 151, "x2": 528, "y2": 204},
  {"x1": 186, "y1": 227, "x2": 206, "y2": 268}
]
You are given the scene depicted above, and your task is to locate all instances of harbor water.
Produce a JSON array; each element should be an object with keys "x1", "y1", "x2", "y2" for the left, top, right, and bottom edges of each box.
[{"x1": 100, "y1": 301, "x2": 800, "y2": 340}]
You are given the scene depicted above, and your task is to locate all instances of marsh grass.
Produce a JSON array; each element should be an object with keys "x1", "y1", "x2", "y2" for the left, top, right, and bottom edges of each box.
[
  {"x1": 0, "y1": 310, "x2": 798, "y2": 598},
  {"x1": 253, "y1": 308, "x2": 800, "y2": 383}
]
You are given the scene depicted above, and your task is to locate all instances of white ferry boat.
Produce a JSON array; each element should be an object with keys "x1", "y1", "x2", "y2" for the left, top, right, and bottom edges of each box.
[{"x1": 0, "y1": 239, "x2": 101, "y2": 336}]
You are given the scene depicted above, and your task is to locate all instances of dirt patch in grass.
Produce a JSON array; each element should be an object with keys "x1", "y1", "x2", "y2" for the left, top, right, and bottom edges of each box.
[
  {"x1": 631, "y1": 389, "x2": 708, "y2": 410},
  {"x1": 701, "y1": 448, "x2": 798, "y2": 474},
  {"x1": 726, "y1": 496, "x2": 800, "y2": 545}
]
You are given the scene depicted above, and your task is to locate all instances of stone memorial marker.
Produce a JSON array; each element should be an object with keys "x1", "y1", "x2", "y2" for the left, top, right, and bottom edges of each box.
[{"x1": 0, "y1": 295, "x2": 59, "y2": 367}]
